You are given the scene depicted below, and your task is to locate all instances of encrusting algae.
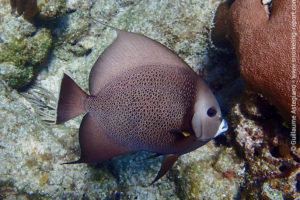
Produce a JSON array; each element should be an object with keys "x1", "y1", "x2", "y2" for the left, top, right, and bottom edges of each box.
[{"x1": 0, "y1": 28, "x2": 52, "y2": 89}]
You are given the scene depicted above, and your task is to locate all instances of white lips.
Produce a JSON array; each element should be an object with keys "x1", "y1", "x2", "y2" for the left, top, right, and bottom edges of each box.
[{"x1": 215, "y1": 119, "x2": 228, "y2": 137}]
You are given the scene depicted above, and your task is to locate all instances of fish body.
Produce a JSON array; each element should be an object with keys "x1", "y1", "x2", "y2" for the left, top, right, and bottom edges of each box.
[
  {"x1": 86, "y1": 65, "x2": 199, "y2": 155},
  {"x1": 56, "y1": 29, "x2": 228, "y2": 184}
]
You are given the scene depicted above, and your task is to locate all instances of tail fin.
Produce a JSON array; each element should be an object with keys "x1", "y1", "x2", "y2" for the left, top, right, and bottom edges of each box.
[{"x1": 56, "y1": 73, "x2": 88, "y2": 124}]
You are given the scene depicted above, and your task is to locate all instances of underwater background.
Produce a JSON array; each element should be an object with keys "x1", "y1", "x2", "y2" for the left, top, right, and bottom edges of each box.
[{"x1": 0, "y1": 0, "x2": 299, "y2": 199}]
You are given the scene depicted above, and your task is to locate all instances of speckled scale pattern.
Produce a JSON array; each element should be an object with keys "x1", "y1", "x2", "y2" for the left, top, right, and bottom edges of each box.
[{"x1": 85, "y1": 65, "x2": 198, "y2": 153}]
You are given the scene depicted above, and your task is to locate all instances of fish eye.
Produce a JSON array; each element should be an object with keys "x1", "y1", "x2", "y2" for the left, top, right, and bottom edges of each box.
[{"x1": 207, "y1": 107, "x2": 217, "y2": 117}]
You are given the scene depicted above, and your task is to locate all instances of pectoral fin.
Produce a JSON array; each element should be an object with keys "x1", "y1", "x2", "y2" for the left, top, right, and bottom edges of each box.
[
  {"x1": 150, "y1": 154, "x2": 179, "y2": 185},
  {"x1": 169, "y1": 129, "x2": 191, "y2": 137}
]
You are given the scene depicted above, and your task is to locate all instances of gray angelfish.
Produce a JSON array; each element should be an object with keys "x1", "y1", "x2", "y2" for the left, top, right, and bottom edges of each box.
[{"x1": 56, "y1": 26, "x2": 228, "y2": 184}]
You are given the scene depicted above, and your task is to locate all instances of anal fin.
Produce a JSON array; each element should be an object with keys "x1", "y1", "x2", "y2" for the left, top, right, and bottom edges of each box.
[
  {"x1": 150, "y1": 154, "x2": 179, "y2": 185},
  {"x1": 65, "y1": 113, "x2": 131, "y2": 164}
]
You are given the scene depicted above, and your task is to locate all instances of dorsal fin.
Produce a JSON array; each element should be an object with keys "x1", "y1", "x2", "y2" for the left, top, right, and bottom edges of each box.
[{"x1": 89, "y1": 28, "x2": 193, "y2": 95}]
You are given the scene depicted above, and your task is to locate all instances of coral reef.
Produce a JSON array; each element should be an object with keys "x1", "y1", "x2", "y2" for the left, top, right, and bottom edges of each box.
[
  {"x1": 10, "y1": 0, "x2": 66, "y2": 21},
  {"x1": 10, "y1": 0, "x2": 39, "y2": 20},
  {"x1": 176, "y1": 145, "x2": 245, "y2": 200},
  {"x1": 0, "y1": 1, "x2": 54, "y2": 89},
  {"x1": 38, "y1": 0, "x2": 66, "y2": 20},
  {"x1": 212, "y1": 0, "x2": 300, "y2": 126},
  {"x1": 230, "y1": 92, "x2": 300, "y2": 199},
  {"x1": 212, "y1": 1, "x2": 300, "y2": 197},
  {"x1": 1, "y1": 0, "x2": 67, "y2": 89},
  {"x1": 0, "y1": 0, "x2": 245, "y2": 199},
  {"x1": 2, "y1": 0, "x2": 298, "y2": 199},
  {"x1": 0, "y1": 28, "x2": 52, "y2": 88}
]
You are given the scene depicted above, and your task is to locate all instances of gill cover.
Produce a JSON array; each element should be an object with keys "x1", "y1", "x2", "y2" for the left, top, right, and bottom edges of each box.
[{"x1": 192, "y1": 80, "x2": 228, "y2": 141}]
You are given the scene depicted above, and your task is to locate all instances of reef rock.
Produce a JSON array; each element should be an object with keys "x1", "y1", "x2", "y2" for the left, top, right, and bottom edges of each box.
[
  {"x1": 0, "y1": 1, "x2": 53, "y2": 89},
  {"x1": 212, "y1": 0, "x2": 300, "y2": 126},
  {"x1": 176, "y1": 146, "x2": 245, "y2": 200},
  {"x1": 230, "y1": 91, "x2": 300, "y2": 199},
  {"x1": 10, "y1": 0, "x2": 66, "y2": 21},
  {"x1": 0, "y1": 27, "x2": 52, "y2": 89}
]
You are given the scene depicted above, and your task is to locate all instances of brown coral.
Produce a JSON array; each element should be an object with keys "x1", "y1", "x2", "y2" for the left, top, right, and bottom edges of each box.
[
  {"x1": 212, "y1": 0, "x2": 300, "y2": 127},
  {"x1": 10, "y1": 0, "x2": 39, "y2": 20}
]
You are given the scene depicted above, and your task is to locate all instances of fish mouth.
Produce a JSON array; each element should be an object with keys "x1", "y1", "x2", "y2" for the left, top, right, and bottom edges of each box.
[
  {"x1": 215, "y1": 119, "x2": 228, "y2": 137},
  {"x1": 195, "y1": 119, "x2": 228, "y2": 142}
]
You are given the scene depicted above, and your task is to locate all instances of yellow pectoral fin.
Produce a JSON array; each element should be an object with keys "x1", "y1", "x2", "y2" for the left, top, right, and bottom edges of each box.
[
  {"x1": 169, "y1": 129, "x2": 191, "y2": 137},
  {"x1": 182, "y1": 132, "x2": 190, "y2": 137}
]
